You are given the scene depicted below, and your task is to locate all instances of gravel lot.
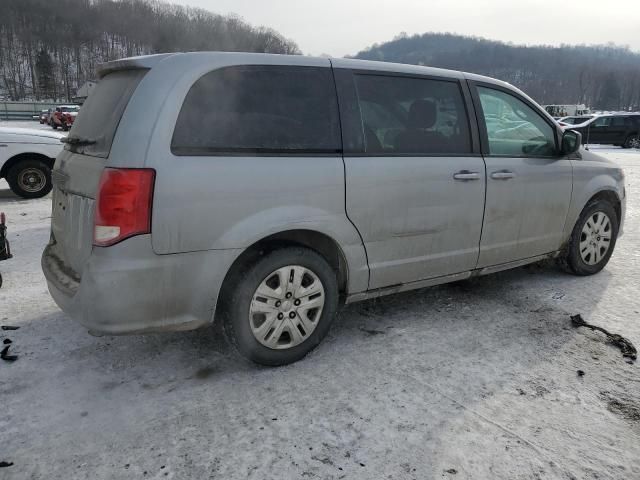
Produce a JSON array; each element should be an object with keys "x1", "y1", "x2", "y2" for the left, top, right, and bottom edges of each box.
[{"x1": 1, "y1": 121, "x2": 639, "y2": 479}]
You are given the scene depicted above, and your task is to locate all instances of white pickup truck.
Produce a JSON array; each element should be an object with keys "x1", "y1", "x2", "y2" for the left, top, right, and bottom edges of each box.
[{"x1": 0, "y1": 127, "x2": 64, "y2": 198}]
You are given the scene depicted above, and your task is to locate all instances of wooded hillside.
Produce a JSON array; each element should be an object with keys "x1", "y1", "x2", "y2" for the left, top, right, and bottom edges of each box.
[
  {"x1": 0, "y1": 0, "x2": 299, "y2": 101},
  {"x1": 353, "y1": 33, "x2": 640, "y2": 111}
]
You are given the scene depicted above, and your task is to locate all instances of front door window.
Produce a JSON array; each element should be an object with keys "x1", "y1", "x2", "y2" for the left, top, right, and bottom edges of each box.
[{"x1": 477, "y1": 87, "x2": 557, "y2": 157}]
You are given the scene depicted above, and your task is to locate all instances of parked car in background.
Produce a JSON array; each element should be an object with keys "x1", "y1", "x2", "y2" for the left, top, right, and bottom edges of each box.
[
  {"x1": 51, "y1": 105, "x2": 80, "y2": 131},
  {"x1": 43, "y1": 53, "x2": 625, "y2": 366},
  {"x1": 0, "y1": 127, "x2": 63, "y2": 198},
  {"x1": 558, "y1": 115, "x2": 594, "y2": 126},
  {"x1": 569, "y1": 114, "x2": 640, "y2": 148},
  {"x1": 39, "y1": 109, "x2": 53, "y2": 124},
  {"x1": 544, "y1": 104, "x2": 590, "y2": 117}
]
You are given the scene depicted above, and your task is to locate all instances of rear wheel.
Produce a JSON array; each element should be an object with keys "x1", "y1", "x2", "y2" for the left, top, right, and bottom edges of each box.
[
  {"x1": 559, "y1": 199, "x2": 618, "y2": 275},
  {"x1": 623, "y1": 134, "x2": 640, "y2": 149},
  {"x1": 223, "y1": 247, "x2": 339, "y2": 366},
  {"x1": 7, "y1": 159, "x2": 53, "y2": 199}
]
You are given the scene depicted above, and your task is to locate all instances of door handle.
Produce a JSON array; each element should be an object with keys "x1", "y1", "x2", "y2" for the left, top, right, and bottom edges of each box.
[
  {"x1": 490, "y1": 170, "x2": 515, "y2": 180},
  {"x1": 453, "y1": 170, "x2": 480, "y2": 181}
]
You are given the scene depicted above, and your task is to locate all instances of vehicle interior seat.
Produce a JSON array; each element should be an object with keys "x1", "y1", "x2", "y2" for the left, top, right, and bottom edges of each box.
[{"x1": 395, "y1": 99, "x2": 449, "y2": 153}]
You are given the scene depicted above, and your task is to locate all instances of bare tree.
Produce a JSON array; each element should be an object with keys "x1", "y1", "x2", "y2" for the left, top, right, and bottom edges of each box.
[{"x1": 0, "y1": 0, "x2": 300, "y2": 101}]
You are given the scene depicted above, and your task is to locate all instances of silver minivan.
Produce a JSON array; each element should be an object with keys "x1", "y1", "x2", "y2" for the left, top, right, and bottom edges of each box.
[{"x1": 42, "y1": 52, "x2": 625, "y2": 365}]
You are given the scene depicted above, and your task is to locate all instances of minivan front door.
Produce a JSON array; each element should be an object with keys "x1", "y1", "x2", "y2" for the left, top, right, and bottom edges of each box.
[
  {"x1": 472, "y1": 84, "x2": 572, "y2": 267},
  {"x1": 334, "y1": 68, "x2": 486, "y2": 289}
]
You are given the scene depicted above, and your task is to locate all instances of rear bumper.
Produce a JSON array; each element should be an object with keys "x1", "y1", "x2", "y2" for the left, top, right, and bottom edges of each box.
[{"x1": 42, "y1": 235, "x2": 241, "y2": 335}]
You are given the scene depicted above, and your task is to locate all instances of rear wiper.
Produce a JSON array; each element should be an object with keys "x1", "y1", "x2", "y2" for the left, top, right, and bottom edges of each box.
[{"x1": 61, "y1": 136, "x2": 96, "y2": 145}]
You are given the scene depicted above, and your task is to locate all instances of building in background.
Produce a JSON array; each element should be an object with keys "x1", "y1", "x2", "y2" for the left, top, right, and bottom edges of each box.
[{"x1": 72, "y1": 80, "x2": 97, "y2": 104}]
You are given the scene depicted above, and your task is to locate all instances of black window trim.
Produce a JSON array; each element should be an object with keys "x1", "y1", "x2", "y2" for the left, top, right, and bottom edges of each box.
[
  {"x1": 170, "y1": 147, "x2": 342, "y2": 157},
  {"x1": 171, "y1": 64, "x2": 344, "y2": 157},
  {"x1": 468, "y1": 80, "x2": 562, "y2": 158},
  {"x1": 335, "y1": 68, "x2": 480, "y2": 158}
]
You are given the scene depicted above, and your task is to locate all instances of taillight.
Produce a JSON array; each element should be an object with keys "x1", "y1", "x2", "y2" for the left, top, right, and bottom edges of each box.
[{"x1": 93, "y1": 168, "x2": 155, "y2": 247}]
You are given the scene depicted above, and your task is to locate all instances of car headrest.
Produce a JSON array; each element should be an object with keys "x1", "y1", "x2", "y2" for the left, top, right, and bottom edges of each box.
[{"x1": 408, "y1": 99, "x2": 437, "y2": 129}]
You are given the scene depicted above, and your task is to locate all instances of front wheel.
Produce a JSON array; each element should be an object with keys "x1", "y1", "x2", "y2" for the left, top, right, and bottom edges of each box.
[
  {"x1": 6, "y1": 159, "x2": 53, "y2": 199},
  {"x1": 623, "y1": 135, "x2": 640, "y2": 149},
  {"x1": 223, "y1": 247, "x2": 339, "y2": 366},
  {"x1": 559, "y1": 199, "x2": 619, "y2": 275}
]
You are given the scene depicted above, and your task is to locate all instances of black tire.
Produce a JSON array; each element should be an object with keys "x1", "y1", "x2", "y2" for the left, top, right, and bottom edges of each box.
[
  {"x1": 559, "y1": 199, "x2": 619, "y2": 276},
  {"x1": 623, "y1": 134, "x2": 640, "y2": 149},
  {"x1": 52, "y1": 123, "x2": 58, "y2": 130},
  {"x1": 222, "y1": 247, "x2": 339, "y2": 366},
  {"x1": 6, "y1": 159, "x2": 53, "y2": 199}
]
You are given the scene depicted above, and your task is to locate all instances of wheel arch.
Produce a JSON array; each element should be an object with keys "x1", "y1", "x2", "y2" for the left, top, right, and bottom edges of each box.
[
  {"x1": 0, "y1": 152, "x2": 55, "y2": 179},
  {"x1": 584, "y1": 189, "x2": 622, "y2": 224},
  {"x1": 216, "y1": 229, "x2": 351, "y2": 320},
  {"x1": 223, "y1": 229, "x2": 349, "y2": 291}
]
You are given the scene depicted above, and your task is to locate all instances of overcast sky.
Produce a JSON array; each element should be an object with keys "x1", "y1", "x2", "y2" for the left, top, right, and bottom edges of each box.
[{"x1": 169, "y1": 0, "x2": 640, "y2": 57}]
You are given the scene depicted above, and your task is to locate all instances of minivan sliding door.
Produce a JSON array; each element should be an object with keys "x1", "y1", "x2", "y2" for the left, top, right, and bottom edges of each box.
[{"x1": 334, "y1": 67, "x2": 486, "y2": 290}]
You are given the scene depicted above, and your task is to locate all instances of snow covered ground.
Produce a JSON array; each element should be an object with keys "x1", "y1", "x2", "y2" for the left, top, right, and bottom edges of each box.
[
  {"x1": 0, "y1": 120, "x2": 55, "y2": 132},
  {"x1": 1, "y1": 121, "x2": 639, "y2": 479}
]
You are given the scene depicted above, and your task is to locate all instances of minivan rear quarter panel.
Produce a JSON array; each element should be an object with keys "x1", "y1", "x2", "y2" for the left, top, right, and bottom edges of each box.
[{"x1": 139, "y1": 53, "x2": 370, "y2": 294}]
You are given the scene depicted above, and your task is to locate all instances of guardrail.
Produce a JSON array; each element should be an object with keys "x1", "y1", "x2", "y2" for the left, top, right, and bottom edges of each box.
[{"x1": 1, "y1": 102, "x2": 58, "y2": 121}]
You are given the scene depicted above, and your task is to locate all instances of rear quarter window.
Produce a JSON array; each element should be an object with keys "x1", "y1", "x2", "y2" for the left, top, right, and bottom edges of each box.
[
  {"x1": 67, "y1": 69, "x2": 148, "y2": 158},
  {"x1": 171, "y1": 65, "x2": 341, "y2": 155}
]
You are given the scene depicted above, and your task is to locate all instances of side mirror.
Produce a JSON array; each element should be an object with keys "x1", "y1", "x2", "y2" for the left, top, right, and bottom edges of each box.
[{"x1": 561, "y1": 129, "x2": 581, "y2": 155}]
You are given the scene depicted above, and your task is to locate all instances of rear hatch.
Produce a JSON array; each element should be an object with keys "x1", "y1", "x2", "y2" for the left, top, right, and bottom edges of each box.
[{"x1": 46, "y1": 69, "x2": 148, "y2": 288}]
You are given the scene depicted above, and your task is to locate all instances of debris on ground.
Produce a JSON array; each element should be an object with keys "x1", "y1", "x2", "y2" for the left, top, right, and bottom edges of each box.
[
  {"x1": 0, "y1": 461, "x2": 13, "y2": 468},
  {"x1": 577, "y1": 370, "x2": 585, "y2": 377},
  {"x1": 358, "y1": 326, "x2": 385, "y2": 336},
  {"x1": 1, "y1": 325, "x2": 19, "y2": 330},
  {"x1": 0, "y1": 344, "x2": 17, "y2": 362},
  {"x1": 571, "y1": 314, "x2": 637, "y2": 362}
]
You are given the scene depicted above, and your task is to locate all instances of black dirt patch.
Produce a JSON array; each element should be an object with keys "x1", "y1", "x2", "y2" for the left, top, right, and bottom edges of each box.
[
  {"x1": 600, "y1": 391, "x2": 640, "y2": 422},
  {"x1": 571, "y1": 314, "x2": 637, "y2": 362},
  {"x1": 311, "y1": 456, "x2": 334, "y2": 467},
  {"x1": 193, "y1": 366, "x2": 216, "y2": 380},
  {"x1": 358, "y1": 327, "x2": 385, "y2": 336}
]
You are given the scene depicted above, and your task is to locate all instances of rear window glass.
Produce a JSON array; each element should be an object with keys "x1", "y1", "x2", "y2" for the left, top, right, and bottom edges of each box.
[
  {"x1": 171, "y1": 65, "x2": 341, "y2": 155},
  {"x1": 67, "y1": 69, "x2": 147, "y2": 158}
]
